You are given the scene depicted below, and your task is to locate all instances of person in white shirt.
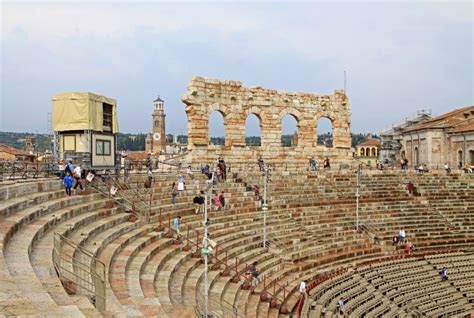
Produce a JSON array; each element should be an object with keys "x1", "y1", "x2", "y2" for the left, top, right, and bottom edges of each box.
[
  {"x1": 73, "y1": 165, "x2": 83, "y2": 191},
  {"x1": 399, "y1": 229, "x2": 406, "y2": 243},
  {"x1": 338, "y1": 298, "x2": 345, "y2": 314},
  {"x1": 299, "y1": 280, "x2": 307, "y2": 295}
]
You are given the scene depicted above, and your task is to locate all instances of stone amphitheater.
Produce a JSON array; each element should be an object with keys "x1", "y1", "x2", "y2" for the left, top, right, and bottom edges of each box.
[{"x1": 1, "y1": 166, "x2": 473, "y2": 318}]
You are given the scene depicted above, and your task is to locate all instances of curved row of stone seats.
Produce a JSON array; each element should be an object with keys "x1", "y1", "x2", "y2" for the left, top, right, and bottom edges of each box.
[
  {"x1": 0, "y1": 178, "x2": 122, "y2": 316},
  {"x1": 303, "y1": 254, "x2": 472, "y2": 317},
  {"x1": 425, "y1": 252, "x2": 474, "y2": 303},
  {"x1": 0, "y1": 179, "x2": 64, "y2": 217},
  {"x1": 102, "y1": 207, "x2": 265, "y2": 316},
  {"x1": 414, "y1": 174, "x2": 474, "y2": 231}
]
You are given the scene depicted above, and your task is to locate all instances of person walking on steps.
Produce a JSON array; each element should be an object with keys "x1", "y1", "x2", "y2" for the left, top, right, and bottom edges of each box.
[
  {"x1": 73, "y1": 164, "x2": 83, "y2": 191},
  {"x1": 63, "y1": 171, "x2": 74, "y2": 196}
]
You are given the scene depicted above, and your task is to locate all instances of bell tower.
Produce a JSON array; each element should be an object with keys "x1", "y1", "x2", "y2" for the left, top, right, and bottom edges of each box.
[{"x1": 146, "y1": 95, "x2": 166, "y2": 154}]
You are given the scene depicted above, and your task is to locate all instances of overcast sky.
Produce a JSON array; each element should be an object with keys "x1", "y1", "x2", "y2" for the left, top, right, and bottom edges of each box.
[{"x1": 1, "y1": 0, "x2": 473, "y2": 136}]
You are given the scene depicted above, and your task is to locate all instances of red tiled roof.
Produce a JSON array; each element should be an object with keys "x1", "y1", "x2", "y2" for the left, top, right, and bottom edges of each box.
[
  {"x1": 357, "y1": 138, "x2": 381, "y2": 147},
  {"x1": 403, "y1": 106, "x2": 474, "y2": 133},
  {"x1": 0, "y1": 144, "x2": 32, "y2": 156}
]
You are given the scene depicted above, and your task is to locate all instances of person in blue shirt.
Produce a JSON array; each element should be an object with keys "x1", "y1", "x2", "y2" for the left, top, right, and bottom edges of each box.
[
  {"x1": 173, "y1": 216, "x2": 181, "y2": 239},
  {"x1": 63, "y1": 171, "x2": 74, "y2": 196}
]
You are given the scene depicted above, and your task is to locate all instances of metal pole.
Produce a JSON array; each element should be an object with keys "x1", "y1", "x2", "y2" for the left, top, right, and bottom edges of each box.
[
  {"x1": 202, "y1": 166, "x2": 214, "y2": 317},
  {"x1": 203, "y1": 186, "x2": 209, "y2": 318},
  {"x1": 356, "y1": 165, "x2": 360, "y2": 230},
  {"x1": 263, "y1": 166, "x2": 268, "y2": 248}
]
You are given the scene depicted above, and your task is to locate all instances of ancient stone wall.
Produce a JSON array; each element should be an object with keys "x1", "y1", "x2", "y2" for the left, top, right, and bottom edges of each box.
[{"x1": 182, "y1": 76, "x2": 353, "y2": 165}]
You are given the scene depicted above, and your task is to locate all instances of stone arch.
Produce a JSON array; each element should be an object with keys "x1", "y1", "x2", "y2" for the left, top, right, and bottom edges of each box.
[
  {"x1": 279, "y1": 108, "x2": 302, "y2": 148},
  {"x1": 206, "y1": 103, "x2": 230, "y2": 146},
  {"x1": 245, "y1": 113, "x2": 262, "y2": 146},
  {"x1": 208, "y1": 110, "x2": 225, "y2": 146},
  {"x1": 316, "y1": 116, "x2": 334, "y2": 148},
  {"x1": 371, "y1": 148, "x2": 376, "y2": 156},
  {"x1": 360, "y1": 147, "x2": 365, "y2": 156}
]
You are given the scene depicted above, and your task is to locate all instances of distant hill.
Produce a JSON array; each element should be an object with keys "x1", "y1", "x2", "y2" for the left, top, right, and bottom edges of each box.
[
  {"x1": 0, "y1": 131, "x2": 376, "y2": 152},
  {"x1": 0, "y1": 131, "x2": 51, "y2": 152}
]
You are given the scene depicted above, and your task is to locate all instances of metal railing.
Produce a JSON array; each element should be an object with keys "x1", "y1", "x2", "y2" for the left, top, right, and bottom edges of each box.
[
  {"x1": 87, "y1": 172, "x2": 151, "y2": 221},
  {"x1": 52, "y1": 233, "x2": 106, "y2": 313}
]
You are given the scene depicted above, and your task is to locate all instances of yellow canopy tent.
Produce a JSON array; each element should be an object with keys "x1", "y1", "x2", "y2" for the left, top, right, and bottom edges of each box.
[{"x1": 52, "y1": 92, "x2": 119, "y2": 133}]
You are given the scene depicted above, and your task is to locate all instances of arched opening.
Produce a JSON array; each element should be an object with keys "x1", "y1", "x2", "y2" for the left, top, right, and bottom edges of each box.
[
  {"x1": 458, "y1": 150, "x2": 463, "y2": 168},
  {"x1": 469, "y1": 150, "x2": 474, "y2": 165},
  {"x1": 371, "y1": 148, "x2": 376, "y2": 157},
  {"x1": 281, "y1": 114, "x2": 298, "y2": 147},
  {"x1": 414, "y1": 147, "x2": 419, "y2": 166},
  {"x1": 316, "y1": 117, "x2": 333, "y2": 147},
  {"x1": 360, "y1": 147, "x2": 365, "y2": 156},
  {"x1": 209, "y1": 111, "x2": 225, "y2": 145},
  {"x1": 245, "y1": 113, "x2": 261, "y2": 146}
]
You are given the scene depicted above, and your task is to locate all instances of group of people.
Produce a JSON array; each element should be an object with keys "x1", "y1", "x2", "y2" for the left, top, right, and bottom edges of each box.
[
  {"x1": 60, "y1": 159, "x2": 84, "y2": 196},
  {"x1": 392, "y1": 229, "x2": 416, "y2": 253}
]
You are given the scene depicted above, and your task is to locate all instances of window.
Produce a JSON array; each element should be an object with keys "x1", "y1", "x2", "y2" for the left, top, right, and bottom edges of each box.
[
  {"x1": 63, "y1": 135, "x2": 76, "y2": 151},
  {"x1": 96, "y1": 139, "x2": 111, "y2": 155},
  {"x1": 103, "y1": 103, "x2": 113, "y2": 132}
]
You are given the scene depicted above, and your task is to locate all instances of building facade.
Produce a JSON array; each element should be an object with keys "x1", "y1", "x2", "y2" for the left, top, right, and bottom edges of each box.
[
  {"x1": 355, "y1": 136, "x2": 381, "y2": 166},
  {"x1": 379, "y1": 110, "x2": 432, "y2": 165},
  {"x1": 145, "y1": 96, "x2": 167, "y2": 154},
  {"x1": 401, "y1": 106, "x2": 474, "y2": 169}
]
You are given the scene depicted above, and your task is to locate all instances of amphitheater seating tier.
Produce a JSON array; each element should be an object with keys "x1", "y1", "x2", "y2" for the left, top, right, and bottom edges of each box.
[{"x1": 0, "y1": 171, "x2": 473, "y2": 317}]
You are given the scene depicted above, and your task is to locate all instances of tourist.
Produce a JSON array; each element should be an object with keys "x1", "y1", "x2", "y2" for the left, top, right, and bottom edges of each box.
[
  {"x1": 299, "y1": 280, "x2": 307, "y2": 295},
  {"x1": 214, "y1": 166, "x2": 222, "y2": 184},
  {"x1": 406, "y1": 182, "x2": 414, "y2": 195},
  {"x1": 218, "y1": 157, "x2": 227, "y2": 181},
  {"x1": 193, "y1": 191, "x2": 205, "y2": 214},
  {"x1": 253, "y1": 185, "x2": 261, "y2": 201},
  {"x1": 416, "y1": 163, "x2": 426, "y2": 173},
  {"x1": 338, "y1": 297, "x2": 345, "y2": 315},
  {"x1": 173, "y1": 216, "x2": 181, "y2": 240},
  {"x1": 186, "y1": 165, "x2": 194, "y2": 179},
  {"x1": 218, "y1": 191, "x2": 225, "y2": 210},
  {"x1": 440, "y1": 266, "x2": 448, "y2": 280},
  {"x1": 444, "y1": 163, "x2": 451, "y2": 175},
  {"x1": 63, "y1": 171, "x2": 74, "y2": 196},
  {"x1": 258, "y1": 157, "x2": 265, "y2": 172},
  {"x1": 309, "y1": 157, "x2": 317, "y2": 171},
  {"x1": 171, "y1": 182, "x2": 178, "y2": 204},
  {"x1": 177, "y1": 174, "x2": 185, "y2": 191},
  {"x1": 213, "y1": 192, "x2": 222, "y2": 211},
  {"x1": 392, "y1": 236, "x2": 399, "y2": 248},
  {"x1": 64, "y1": 159, "x2": 75, "y2": 175},
  {"x1": 399, "y1": 229, "x2": 406, "y2": 243},
  {"x1": 248, "y1": 261, "x2": 259, "y2": 286},
  {"x1": 464, "y1": 163, "x2": 473, "y2": 173},
  {"x1": 405, "y1": 241, "x2": 411, "y2": 254},
  {"x1": 410, "y1": 243, "x2": 416, "y2": 252},
  {"x1": 58, "y1": 160, "x2": 65, "y2": 179},
  {"x1": 323, "y1": 157, "x2": 331, "y2": 169},
  {"x1": 124, "y1": 156, "x2": 131, "y2": 181},
  {"x1": 146, "y1": 153, "x2": 152, "y2": 171},
  {"x1": 202, "y1": 164, "x2": 210, "y2": 176},
  {"x1": 145, "y1": 169, "x2": 153, "y2": 188},
  {"x1": 73, "y1": 164, "x2": 83, "y2": 191}
]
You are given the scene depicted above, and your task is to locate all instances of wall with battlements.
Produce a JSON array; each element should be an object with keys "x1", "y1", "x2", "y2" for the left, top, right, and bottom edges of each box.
[{"x1": 182, "y1": 76, "x2": 353, "y2": 165}]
